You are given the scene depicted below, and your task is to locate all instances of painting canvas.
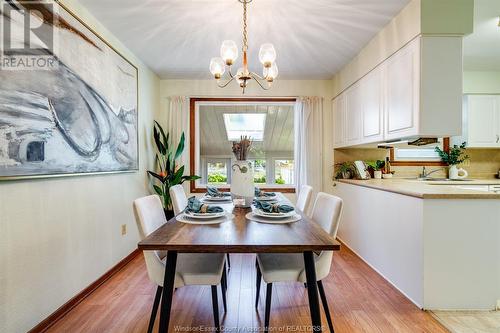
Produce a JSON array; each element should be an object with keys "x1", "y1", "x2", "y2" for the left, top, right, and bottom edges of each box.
[{"x1": 0, "y1": 1, "x2": 138, "y2": 179}]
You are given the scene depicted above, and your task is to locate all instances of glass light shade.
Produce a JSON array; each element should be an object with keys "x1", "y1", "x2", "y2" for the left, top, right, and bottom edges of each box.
[
  {"x1": 209, "y1": 57, "x2": 225, "y2": 77},
  {"x1": 259, "y1": 43, "x2": 276, "y2": 66},
  {"x1": 220, "y1": 40, "x2": 238, "y2": 65},
  {"x1": 263, "y1": 62, "x2": 278, "y2": 80}
]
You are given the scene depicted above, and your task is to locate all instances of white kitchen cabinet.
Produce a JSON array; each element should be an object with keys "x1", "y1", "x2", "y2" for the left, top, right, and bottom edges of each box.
[
  {"x1": 345, "y1": 81, "x2": 363, "y2": 145},
  {"x1": 384, "y1": 38, "x2": 420, "y2": 140},
  {"x1": 332, "y1": 94, "x2": 345, "y2": 148},
  {"x1": 332, "y1": 36, "x2": 463, "y2": 149},
  {"x1": 361, "y1": 67, "x2": 384, "y2": 141},
  {"x1": 465, "y1": 95, "x2": 500, "y2": 148}
]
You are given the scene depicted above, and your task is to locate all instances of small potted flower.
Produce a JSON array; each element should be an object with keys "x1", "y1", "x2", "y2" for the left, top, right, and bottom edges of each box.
[
  {"x1": 334, "y1": 162, "x2": 354, "y2": 180},
  {"x1": 366, "y1": 160, "x2": 385, "y2": 179},
  {"x1": 435, "y1": 142, "x2": 470, "y2": 180}
]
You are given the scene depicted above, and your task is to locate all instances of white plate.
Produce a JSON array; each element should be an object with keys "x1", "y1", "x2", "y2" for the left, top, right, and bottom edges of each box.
[
  {"x1": 177, "y1": 213, "x2": 235, "y2": 225},
  {"x1": 255, "y1": 195, "x2": 277, "y2": 201},
  {"x1": 184, "y1": 211, "x2": 226, "y2": 219},
  {"x1": 253, "y1": 209, "x2": 296, "y2": 219},
  {"x1": 202, "y1": 195, "x2": 232, "y2": 202},
  {"x1": 245, "y1": 212, "x2": 301, "y2": 224}
]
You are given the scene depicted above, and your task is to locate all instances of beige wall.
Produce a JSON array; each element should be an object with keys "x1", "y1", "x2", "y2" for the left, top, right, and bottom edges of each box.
[
  {"x1": 464, "y1": 71, "x2": 500, "y2": 94},
  {"x1": 160, "y1": 79, "x2": 335, "y2": 194},
  {"x1": 0, "y1": 1, "x2": 161, "y2": 332}
]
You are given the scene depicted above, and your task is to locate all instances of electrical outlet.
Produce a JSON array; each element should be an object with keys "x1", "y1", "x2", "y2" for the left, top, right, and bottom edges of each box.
[{"x1": 121, "y1": 224, "x2": 127, "y2": 236}]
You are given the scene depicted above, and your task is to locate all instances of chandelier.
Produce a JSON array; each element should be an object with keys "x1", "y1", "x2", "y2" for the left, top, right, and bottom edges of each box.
[{"x1": 209, "y1": 0, "x2": 278, "y2": 94}]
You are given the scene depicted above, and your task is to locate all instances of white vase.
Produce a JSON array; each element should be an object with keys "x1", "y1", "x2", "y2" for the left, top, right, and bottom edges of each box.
[
  {"x1": 231, "y1": 160, "x2": 254, "y2": 207},
  {"x1": 448, "y1": 165, "x2": 468, "y2": 180},
  {"x1": 374, "y1": 170, "x2": 382, "y2": 179}
]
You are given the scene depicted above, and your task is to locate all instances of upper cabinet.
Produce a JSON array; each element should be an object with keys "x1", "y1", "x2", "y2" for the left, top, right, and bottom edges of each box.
[
  {"x1": 332, "y1": 93, "x2": 345, "y2": 148},
  {"x1": 332, "y1": 36, "x2": 463, "y2": 148},
  {"x1": 464, "y1": 95, "x2": 500, "y2": 148}
]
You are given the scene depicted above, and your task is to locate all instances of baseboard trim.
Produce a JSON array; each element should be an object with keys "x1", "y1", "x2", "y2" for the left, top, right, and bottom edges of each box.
[{"x1": 28, "y1": 249, "x2": 141, "y2": 333}]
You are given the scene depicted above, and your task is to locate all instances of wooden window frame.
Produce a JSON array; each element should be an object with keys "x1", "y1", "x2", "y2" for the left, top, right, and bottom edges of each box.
[
  {"x1": 189, "y1": 97, "x2": 297, "y2": 193},
  {"x1": 389, "y1": 138, "x2": 450, "y2": 166}
]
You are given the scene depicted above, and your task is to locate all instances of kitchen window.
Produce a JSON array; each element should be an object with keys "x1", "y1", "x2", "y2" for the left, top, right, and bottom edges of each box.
[{"x1": 190, "y1": 98, "x2": 296, "y2": 193}]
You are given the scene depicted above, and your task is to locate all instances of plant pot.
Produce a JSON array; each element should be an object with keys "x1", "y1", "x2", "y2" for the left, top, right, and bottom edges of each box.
[
  {"x1": 448, "y1": 165, "x2": 468, "y2": 180},
  {"x1": 231, "y1": 160, "x2": 254, "y2": 208},
  {"x1": 341, "y1": 170, "x2": 352, "y2": 179},
  {"x1": 164, "y1": 209, "x2": 175, "y2": 220},
  {"x1": 374, "y1": 170, "x2": 382, "y2": 179}
]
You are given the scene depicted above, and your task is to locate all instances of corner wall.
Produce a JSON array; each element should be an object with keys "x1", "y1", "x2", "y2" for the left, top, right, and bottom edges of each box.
[{"x1": 0, "y1": 1, "x2": 161, "y2": 332}]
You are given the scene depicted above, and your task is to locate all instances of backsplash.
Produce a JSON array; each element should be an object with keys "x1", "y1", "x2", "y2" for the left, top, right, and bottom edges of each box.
[{"x1": 334, "y1": 148, "x2": 500, "y2": 179}]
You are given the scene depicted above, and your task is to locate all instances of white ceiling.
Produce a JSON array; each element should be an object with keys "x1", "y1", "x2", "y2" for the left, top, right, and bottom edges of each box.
[
  {"x1": 464, "y1": 0, "x2": 500, "y2": 71},
  {"x1": 80, "y1": 0, "x2": 411, "y2": 79},
  {"x1": 199, "y1": 104, "x2": 294, "y2": 156}
]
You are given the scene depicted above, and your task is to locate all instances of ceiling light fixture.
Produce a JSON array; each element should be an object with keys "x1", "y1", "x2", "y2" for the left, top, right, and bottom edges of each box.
[{"x1": 209, "y1": 0, "x2": 278, "y2": 94}]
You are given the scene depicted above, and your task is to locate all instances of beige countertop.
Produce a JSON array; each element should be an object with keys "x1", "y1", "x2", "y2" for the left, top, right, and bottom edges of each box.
[{"x1": 336, "y1": 178, "x2": 500, "y2": 199}]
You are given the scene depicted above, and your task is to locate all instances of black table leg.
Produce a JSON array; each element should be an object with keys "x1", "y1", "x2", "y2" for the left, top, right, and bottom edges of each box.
[
  {"x1": 158, "y1": 251, "x2": 177, "y2": 333},
  {"x1": 303, "y1": 251, "x2": 322, "y2": 332}
]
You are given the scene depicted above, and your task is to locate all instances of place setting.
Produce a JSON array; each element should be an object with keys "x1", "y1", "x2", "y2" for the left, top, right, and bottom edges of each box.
[
  {"x1": 177, "y1": 196, "x2": 234, "y2": 225},
  {"x1": 246, "y1": 196, "x2": 302, "y2": 224},
  {"x1": 200, "y1": 186, "x2": 233, "y2": 203}
]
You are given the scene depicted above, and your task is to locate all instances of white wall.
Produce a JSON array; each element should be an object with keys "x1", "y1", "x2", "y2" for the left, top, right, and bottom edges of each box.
[
  {"x1": 0, "y1": 1, "x2": 161, "y2": 332},
  {"x1": 160, "y1": 79, "x2": 334, "y2": 194},
  {"x1": 464, "y1": 71, "x2": 500, "y2": 94}
]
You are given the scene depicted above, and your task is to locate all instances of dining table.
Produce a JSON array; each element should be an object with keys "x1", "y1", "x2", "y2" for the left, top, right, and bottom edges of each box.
[{"x1": 137, "y1": 193, "x2": 341, "y2": 332}]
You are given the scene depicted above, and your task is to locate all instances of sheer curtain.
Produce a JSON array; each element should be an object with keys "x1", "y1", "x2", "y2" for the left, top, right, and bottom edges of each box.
[
  {"x1": 294, "y1": 96, "x2": 324, "y2": 201},
  {"x1": 165, "y1": 96, "x2": 190, "y2": 191}
]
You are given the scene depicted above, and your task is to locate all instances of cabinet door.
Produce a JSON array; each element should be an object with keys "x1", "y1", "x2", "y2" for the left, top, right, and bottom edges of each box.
[
  {"x1": 345, "y1": 82, "x2": 362, "y2": 145},
  {"x1": 385, "y1": 39, "x2": 420, "y2": 140},
  {"x1": 361, "y1": 67, "x2": 384, "y2": 142},
  {"x1": 332, "y1": 94, "x2": 345, "y2": 148},
  {"x1": 467, "y1": 95, "x2": 499, "y2": 147}
]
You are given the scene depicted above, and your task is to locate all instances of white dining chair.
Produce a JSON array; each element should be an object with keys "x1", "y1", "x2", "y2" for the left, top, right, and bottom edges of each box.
[
  {"x1": 255, "y1": 192, "x2": 343, "y2": 333},
  {"x1": 170, "y1": 184, "x2": 188, "y2": 215},
  {"x1": 170, "y1": 185, "x2": 232, "y2": 270},
  {"x1": 296, "y1": 185, "x2": 313, "y2": 214},
  {"x1": 133, "y1": 195, "x2": 227, "y2": 332}
]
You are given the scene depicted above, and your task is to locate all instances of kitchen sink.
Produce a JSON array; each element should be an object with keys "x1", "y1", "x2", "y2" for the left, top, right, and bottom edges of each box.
[{"x1": 406, "y1": 177, "x2": 473, "y2": 182}]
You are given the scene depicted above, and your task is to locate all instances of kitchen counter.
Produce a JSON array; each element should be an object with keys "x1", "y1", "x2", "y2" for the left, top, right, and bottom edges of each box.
[{"x1": 337, "y1": 178, "x2": 500, "y2": 199}]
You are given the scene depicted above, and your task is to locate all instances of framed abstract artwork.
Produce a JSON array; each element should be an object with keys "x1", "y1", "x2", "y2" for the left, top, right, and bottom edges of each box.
[{"x1": 0, "y1": 0, "x2": 139, "y2": 180}]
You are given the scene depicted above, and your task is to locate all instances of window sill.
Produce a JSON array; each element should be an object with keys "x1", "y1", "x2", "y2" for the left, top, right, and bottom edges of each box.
[{"x1": 191, "y1": 184, "x2": 296, "y2": 193}]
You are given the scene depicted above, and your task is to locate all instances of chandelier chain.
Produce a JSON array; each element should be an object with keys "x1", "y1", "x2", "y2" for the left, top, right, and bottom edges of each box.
[{"x1": 242, "y1": 0, "x2": 248, "y2": 52}]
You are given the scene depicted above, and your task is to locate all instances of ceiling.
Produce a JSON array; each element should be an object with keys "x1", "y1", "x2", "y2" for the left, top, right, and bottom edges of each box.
[
  {"x1": 464, "y1": 0, "x2": 500, "y2": 71},
  {"x1": 80, "y1": 0, "x2": 411, "y2": 79},
  {"x1": 199, "y1": 104, "x2": 294, "y2": 156}
]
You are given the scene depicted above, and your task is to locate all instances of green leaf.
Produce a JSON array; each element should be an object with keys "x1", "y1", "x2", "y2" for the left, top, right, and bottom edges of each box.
[
  {"x1": 155, "y1": 121, "x2": 169, "y2": 153},
  {"x1": 147, "y1": 171, "x2": 164, "y2": 183},
  {"x1": 153, "y1": 185, "x2": 163, "y2": 196},
  {"x1": 153, "y1": 125, "x2": 166, "y2": 155},
  {"x1": 172, "y1": 165, "x2": 185, "y2": 185},
  {"x1": 174, "y1": 132, "x2": 185, "y2": 160}
]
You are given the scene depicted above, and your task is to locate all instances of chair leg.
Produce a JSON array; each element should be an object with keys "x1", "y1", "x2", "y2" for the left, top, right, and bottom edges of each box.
[
  {"x1": 147, "y1": 286, "x2": 162, "y2": 333},
  {"x1": 221, "y1": 272, "x2": 227, "y2": 313},
  {"x1": 264, "y1": 283, "x2": 272, "y2": 333},
  {"x1": 226, "y1": 253, "x2": 231, "y2": 270},
  {"x1": 211, "y1": 285, "x2": 220, "y2": 332},
  {"x1": 255, "y1": 260, "x2": 262, "y2": 308},
  {"x1": 318, "y1": 280, "x2": 335, "y2": 333},
  {"x1": 222, "y1": 263, "x2": 228, "y2": 290}
]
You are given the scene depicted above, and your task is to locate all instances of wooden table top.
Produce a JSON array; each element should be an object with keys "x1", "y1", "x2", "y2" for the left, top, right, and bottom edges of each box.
[{"x1": 138, "y1": 194, "x2": 340, "y2": 253}]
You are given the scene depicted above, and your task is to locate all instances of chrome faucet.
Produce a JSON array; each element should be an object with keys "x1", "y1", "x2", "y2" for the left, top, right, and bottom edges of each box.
[{"x1": 419, "y1": 166, "x2": 444, "y2": 179}]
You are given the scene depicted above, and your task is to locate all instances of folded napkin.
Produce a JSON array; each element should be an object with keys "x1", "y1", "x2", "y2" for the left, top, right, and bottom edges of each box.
[
  {"x1": 254, "y1": 187, "x2": 276, "y2": 197},
  {"x1": 187, "y1": 196, "x2": 224, "y2": 213},
  {"x1": 207, "y1": 186, "x2": 231, "y2": 197},
  {"x1": 254, "y1": 200, "x2": 294, "y2": 213}
]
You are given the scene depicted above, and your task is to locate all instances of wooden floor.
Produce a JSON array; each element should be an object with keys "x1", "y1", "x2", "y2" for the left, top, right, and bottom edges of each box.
[
  {"x1": 46, "y1": 247, "x2": 449, "y2": 332},
  {"x1": 431, "y1": 310, "x2": 500, "y2": 333}
]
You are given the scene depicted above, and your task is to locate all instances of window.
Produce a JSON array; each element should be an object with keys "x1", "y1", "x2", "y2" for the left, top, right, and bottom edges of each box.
[
  {"x1": 390, "y1": 138, "x2": 449, "y2": 166},
  {"x1": 191, "y1": 98, "x2": 296, "y2": 192},
  {"x1": 274, "y1": 160, "x2": 294, "y2": 185}
]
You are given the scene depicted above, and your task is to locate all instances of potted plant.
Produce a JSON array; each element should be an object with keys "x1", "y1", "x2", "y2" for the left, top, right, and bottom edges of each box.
[
  {"x1": 334, "y1": 162, "x2": 354, "y2": 180},
  {"x1": 366, "y1": 160, "x2": 385, "y2": 179},
  {"x1": 148, "y1": 121, "x2": 201, "y2": 219},
  {"x1": 435, "y1": 142, "x2": 470, "y2": 180}
]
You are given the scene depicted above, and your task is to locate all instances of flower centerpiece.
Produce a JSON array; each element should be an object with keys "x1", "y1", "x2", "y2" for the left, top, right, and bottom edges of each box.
[
  {"x1": 147, "y1": 121, "x2": 201, "y2": 218},
  {"x1": 231, "y1": 136, "x2": 254, "y2": 207}
]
